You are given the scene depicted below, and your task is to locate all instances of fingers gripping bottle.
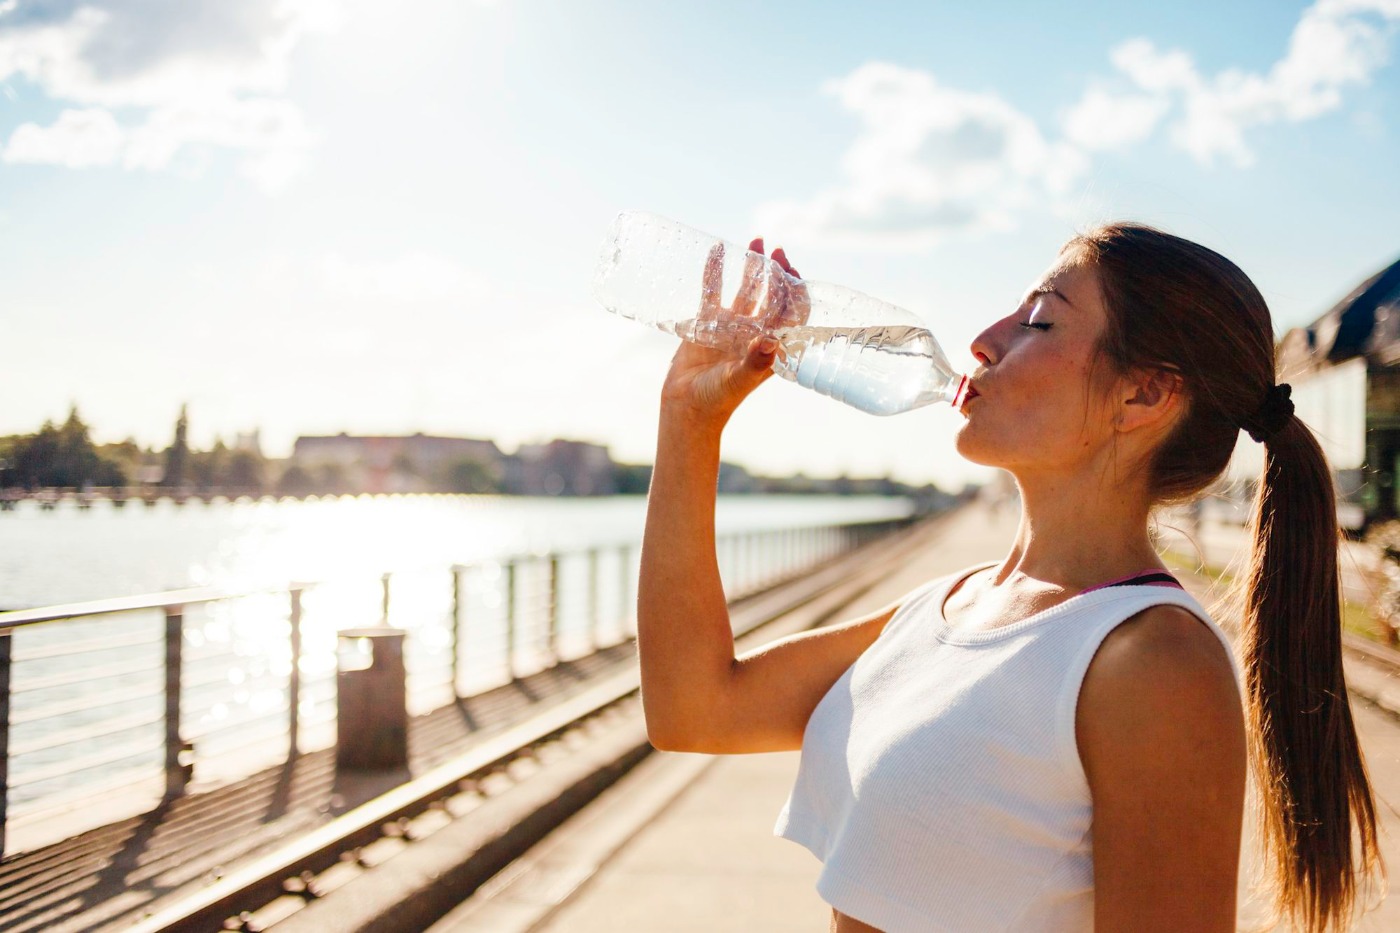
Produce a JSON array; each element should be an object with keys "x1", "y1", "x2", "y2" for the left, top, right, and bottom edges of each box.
[{"x1": 592, "y1": 211, "x2": 969, "y2": 416}]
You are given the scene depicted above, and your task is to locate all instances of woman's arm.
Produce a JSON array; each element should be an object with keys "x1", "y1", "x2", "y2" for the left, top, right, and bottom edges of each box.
[
  {"x1": 639, "y1": 349, "x2": 899, "y2": 754},
  {"x1": 637, "y1": 243, "x2": 895, "y2": 754},
  {"x1": 1078, "y1": 605, "x2": 1247, "y2": 932}
]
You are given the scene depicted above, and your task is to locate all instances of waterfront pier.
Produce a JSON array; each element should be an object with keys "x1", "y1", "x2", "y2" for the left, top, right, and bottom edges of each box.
[
  {"x1": 5, "y1": 502, "x2": 1400, "y2": 931},
  {"x1": 0, "y1": 512, "x2": 916, "y2": 932}
]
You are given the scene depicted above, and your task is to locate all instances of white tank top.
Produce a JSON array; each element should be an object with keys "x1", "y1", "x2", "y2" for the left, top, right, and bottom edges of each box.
[{"x1": 774, "y1": 566, "x2": 1239, "y2": 932}]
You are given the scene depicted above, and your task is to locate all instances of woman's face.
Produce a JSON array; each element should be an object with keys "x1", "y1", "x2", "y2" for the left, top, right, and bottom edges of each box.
[{"x1": 955, "y1": 258, "x2": 1122, "y2": 476}]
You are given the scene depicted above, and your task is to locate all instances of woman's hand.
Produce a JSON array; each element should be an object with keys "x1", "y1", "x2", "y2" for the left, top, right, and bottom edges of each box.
[{"x1": 659, "y1": 238, "x2": 807, "y2": 428}]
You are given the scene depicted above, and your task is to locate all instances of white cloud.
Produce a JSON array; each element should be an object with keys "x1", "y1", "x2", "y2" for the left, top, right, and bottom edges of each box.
[
  {"x1": 763, "y1": 0, "x2": 1399, "y2": 249},
  {"x1": 1109, "y1": 39, "x2": 1202, "y2": 95},
  {"x1": 756, "y1": 62, "x2": 1088, "y2": 251},
  {"x1": 0, "y1": 0, "x2": 336, "y2": 190},
  {"x1": 2, "y1": 106, "x2": 123, "y2": 167},
  {"x1": 1062, "y1": 86, "x2": 1170, "y2": 151},
  {"x1": 1082, "y1": 0, "x2": 1400, "y2": 166}
]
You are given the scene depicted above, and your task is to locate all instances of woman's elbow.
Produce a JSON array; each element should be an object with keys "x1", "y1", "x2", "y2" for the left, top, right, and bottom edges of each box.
[
  {"x1": 646, "y1": 724, "x2": 686, "y2": 753},
  {"x1": 644, "y1": 715, "x2": 699, "y2": 753},
  {"x1": 643, "y1": 710, "x2": 724, "y2": 754}
]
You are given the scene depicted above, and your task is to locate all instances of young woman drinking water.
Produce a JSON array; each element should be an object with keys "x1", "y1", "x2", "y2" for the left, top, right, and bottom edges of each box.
[{"x1": 637, "y1": 223, "x2": 1381, "y2": 932}]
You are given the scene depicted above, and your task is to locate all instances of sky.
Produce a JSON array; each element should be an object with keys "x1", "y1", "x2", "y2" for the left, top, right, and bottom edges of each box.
[{"x1": 1, "y1": 0, "x2": 1398, "y2": 490}]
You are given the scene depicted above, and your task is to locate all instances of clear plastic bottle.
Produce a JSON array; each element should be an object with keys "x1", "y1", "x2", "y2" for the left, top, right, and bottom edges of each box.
[{"x1": 592, "y1": 211, "x2": 968, "y2": 416}]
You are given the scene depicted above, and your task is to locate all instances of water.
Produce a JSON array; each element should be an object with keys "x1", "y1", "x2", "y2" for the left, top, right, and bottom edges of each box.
[
  {"x1": 0, "y1": 493, "x2": 910, "y2": 609},
  {"x1": 659, "y1": 318, "x2": 967, "y2": 417},
  {"x1": 772, "y1": 324, "x2": 967, "y2": 416},
  {"x1": 0, "y1": 494, "x2": 913, "y2": 842}
]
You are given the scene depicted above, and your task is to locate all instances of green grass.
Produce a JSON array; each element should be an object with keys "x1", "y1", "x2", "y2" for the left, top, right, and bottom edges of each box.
[
  {"x1": 1343, "y1": 599, "x2": 1392, "y2": 644},
  {"x1": 1161, "y1": 544, "x2": 1394, "y2": 645},
  {"x1": 1161, "y1": 547, "x2": 1233, "y2": 585}
]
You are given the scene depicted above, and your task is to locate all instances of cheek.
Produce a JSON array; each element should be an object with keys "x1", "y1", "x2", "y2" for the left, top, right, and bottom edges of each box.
[
  {"x1": 955, "y1": 352, "x2": 1103, "y2": 462},
  {"x1": 1013, "y1": 351, "x2": 1093, "y2": 421},
  {"x1": 1036, "y1": 346, "x2": 1102, "y2": 412}
]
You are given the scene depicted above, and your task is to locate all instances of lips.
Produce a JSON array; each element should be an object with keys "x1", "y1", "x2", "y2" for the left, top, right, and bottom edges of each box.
[{"x1": 959, "y1": 383, "x2": 981, "y2": 411}]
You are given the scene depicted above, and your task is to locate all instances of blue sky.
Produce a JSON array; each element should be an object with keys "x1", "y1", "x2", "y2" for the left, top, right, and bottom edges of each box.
[{"x1": 2, "y1": 0, "x2": 1398, "y2": 488}]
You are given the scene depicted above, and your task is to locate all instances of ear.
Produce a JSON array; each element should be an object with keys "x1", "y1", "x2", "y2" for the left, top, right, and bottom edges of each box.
[{"x1": 1115, "y1": 367, "x2": 1184, "y2": 435}]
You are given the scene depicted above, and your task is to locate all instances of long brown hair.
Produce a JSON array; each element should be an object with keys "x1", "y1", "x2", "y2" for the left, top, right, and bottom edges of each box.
[{"x1": 1068, "y1": 223, "x2": 1382, "y2": 931}]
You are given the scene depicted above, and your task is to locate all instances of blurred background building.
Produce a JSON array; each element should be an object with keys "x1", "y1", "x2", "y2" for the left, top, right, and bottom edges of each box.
[{"x1": 1274, "y1": 254, "x2": 1400, "y2": 529}]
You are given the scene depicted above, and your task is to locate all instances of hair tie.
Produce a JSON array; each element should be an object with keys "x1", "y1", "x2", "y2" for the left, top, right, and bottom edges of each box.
[{"x1": 1240, "y1": 383, "x2": 1294, "y2": 443}]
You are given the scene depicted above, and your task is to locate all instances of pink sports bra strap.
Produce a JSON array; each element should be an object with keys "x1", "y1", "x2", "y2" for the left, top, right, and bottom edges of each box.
[{"x1": 1081, "y1": 569, "x2": 1183, "y2": 594}]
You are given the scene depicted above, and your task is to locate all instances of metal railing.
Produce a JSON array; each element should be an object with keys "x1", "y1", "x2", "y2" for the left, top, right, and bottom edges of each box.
[{"x1": 0, "y1": 516, "x2": 912, "y2": 857}]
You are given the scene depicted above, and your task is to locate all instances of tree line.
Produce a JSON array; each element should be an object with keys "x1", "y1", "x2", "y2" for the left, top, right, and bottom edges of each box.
[
  {"x1": 0, "y1": 405, "x2": 270, "y2": 493},
  {"x1": 0, "y1": 407, "x2": 957, "y2": 503},
  {"x1": 0, "y1": 406, "x2": 536, "y2": 497}
]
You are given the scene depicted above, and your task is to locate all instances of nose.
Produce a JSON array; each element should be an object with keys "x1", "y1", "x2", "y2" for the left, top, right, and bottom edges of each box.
[{"x1": 969, "y1": 322, "x2": 1000, "y2": 367}]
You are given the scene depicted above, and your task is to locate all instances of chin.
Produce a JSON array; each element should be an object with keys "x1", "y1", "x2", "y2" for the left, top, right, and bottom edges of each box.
[{"x1": 954, "y1": 423, "x2": 1004, "y2": 468}]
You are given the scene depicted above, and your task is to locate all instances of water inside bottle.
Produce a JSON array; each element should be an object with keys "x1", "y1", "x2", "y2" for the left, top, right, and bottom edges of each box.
[
  {"x1": 661, "y1": 316, "x2": 767, "y2": 354},
  {"x1": 771, "y1": 324, "x2": 967, "y2": 416}
]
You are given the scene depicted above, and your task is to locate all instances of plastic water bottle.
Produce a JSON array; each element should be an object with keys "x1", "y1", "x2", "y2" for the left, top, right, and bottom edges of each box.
[{"x1": 592, "y1": 211, "x2": 968, "y2": 416}]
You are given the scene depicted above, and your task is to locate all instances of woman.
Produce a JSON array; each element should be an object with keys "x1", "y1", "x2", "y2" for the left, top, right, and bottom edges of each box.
[{"x1": 637, "y1": 224, "x2": 1382, "y2": 932}]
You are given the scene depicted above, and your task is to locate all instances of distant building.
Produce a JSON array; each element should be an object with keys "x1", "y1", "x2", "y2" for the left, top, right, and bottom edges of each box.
[
  {"x1": 293, "y1": 432, "x2": 504, "y2": 494},
  {"x1": 505, "y1": 439, "x2": 617, "y2": 496},
  {"x1": 234, "y1": 430, "x2": 263, "y2": 456},
  {"x1": 1272, "y1": 253, "x2": 1400, "y2": 528}
]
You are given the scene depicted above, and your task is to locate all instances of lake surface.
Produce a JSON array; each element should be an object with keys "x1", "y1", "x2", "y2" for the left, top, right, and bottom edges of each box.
[
  {"x1": 0, "y1": 493, "x2": 913, "y2": 609},
  {"x1": 0, "y1": 493, "x2": 913, "y2": 846}
]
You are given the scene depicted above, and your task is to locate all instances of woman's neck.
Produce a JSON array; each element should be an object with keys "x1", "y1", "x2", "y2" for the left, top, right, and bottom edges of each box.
[{"x1": 994, "y1": 471, "x2": 1160, "y2": 592}]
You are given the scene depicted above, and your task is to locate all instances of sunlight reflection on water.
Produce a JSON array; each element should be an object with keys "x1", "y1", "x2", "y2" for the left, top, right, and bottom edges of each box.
[
  {"x1": 0, "y1": 493, "x2": 910, "y2": 607},
  {"x1": 0, "y1": 494, "x2": 913, "y2": 831}
]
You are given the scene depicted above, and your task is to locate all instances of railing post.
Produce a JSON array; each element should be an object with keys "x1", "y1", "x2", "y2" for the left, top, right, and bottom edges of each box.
[
  {"x1": 505, "y1": 560, "x2": 518, "y2": 679},
  {"x1": 451, "y1": 566, "x2": 464, "y2": 698},
  {"x1": 164, "y1": 606, "x2": 190, "y2": 796},
  {"x1": 548, "y1": 554, "x2": 561, "y2": 662},
  {"x1": 750, "y1": 532, "x2": 760, "y2": 590},
  {"x1": 618, "y1": 545, "x2": 631, "y2": 637},
  {"x1": 1, "y1": 627, "x2": 11, "y2": 857},
  {"x1": 587, "y1": 548, "x2": 600, "y2": 652},
  {"x1": 288, "y1": 589, "x2": 302, "y2": 759}
]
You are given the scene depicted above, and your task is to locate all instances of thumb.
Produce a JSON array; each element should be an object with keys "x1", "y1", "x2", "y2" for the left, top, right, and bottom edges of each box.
[
  {"x1": 726, "y1": 335, "x2": 779, "y2": 395},
  {"x1": 745, "y1": 335, "x2": 780, "y2": 374}
]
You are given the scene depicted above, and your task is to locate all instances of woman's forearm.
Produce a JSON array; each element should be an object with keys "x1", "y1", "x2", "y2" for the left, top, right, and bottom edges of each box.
[{"x1": 637, "y1": 411, "x2": 737, "y2": 750}]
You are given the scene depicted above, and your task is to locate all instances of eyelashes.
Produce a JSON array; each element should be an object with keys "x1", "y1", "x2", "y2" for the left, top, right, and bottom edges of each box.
[{"x1": 1019, "y1": 321, "x2": 1054, "y2": 331}]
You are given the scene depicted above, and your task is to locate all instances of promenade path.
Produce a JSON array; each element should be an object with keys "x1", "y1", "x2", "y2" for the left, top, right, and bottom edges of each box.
[{"x1": 434, "y1": 502, "x2": 1400, "y2": 932}]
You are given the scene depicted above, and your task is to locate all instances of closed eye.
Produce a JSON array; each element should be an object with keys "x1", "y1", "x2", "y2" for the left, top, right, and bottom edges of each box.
[{"x1": 1019, "y1": 321, "x2": 1053, "y2": 331}]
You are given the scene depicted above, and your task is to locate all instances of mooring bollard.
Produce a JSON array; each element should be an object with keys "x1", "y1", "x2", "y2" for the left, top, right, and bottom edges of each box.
[{"x1": 336, "y1": 627, "x2": 408, "y2": 771}]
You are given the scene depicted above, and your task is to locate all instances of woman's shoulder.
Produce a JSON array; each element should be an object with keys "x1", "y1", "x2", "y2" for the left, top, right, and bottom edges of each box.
[
  {"x1": 1091, "y1": 602, "x2": 1238, "y2": 693},
  {"x1": 1078, "y1": 603, "x2": 1244, "y2": 766}
]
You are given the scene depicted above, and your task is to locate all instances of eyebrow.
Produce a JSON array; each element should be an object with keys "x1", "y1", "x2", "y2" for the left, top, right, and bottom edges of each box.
[{"x1": 1031, "y1": 284, "x2": 1076, "y2": 308}]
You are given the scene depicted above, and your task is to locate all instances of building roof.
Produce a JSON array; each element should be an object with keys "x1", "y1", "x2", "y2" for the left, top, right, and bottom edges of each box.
[{"x1": 1311, "y1": 254, "x2": 1400, "y2": 364}]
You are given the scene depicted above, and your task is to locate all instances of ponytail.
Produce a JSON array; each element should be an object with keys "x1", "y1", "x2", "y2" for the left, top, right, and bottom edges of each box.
[
  {"x1": 1241, "y1": 417, "x2": 1383, "y2": 931},
  {"x1": 1067, "y1": 222, "x2": 1385, "y2": 930}
]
